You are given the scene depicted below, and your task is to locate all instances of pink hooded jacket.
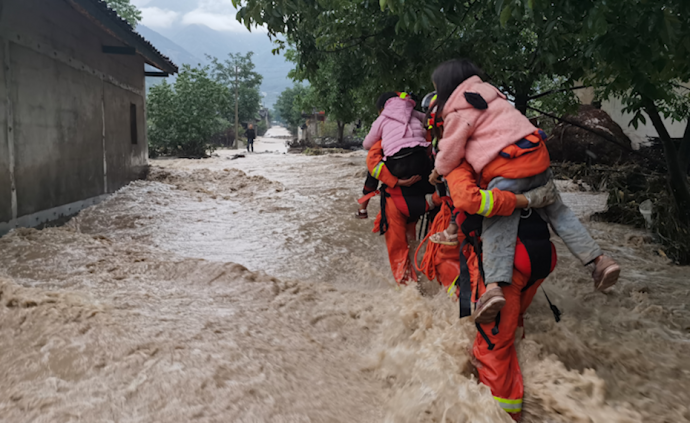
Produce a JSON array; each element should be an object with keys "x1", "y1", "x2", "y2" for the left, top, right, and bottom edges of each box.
[
  {"x1": 363, "y1": 96, "x2": 429, "y2": 158},
  {"x1": 435, "y1": 76, "x2": 537, "y2": 176}
]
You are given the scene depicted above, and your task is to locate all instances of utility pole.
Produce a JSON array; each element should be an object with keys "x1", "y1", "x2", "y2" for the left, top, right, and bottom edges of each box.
[{"x1": 234, "y1": 64, "x2": 239, "y2": 149}]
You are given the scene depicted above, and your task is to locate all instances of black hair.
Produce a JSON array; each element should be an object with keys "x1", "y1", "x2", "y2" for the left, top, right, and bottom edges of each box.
[
  {"x1": 431, "y1": 59, "x2": 483, "y2": 120},
  {"x1": 376, "y1": 92, "x2": 399, "y2": 112}
]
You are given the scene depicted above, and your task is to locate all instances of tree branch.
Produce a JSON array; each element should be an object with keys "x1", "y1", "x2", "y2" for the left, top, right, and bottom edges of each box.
[
  {"x1": 319, "y1": 30, "x2": 387, "y2": 53},
  {"x1": 678, "y1": 119, "x2": 690, "y2": 173},
  {"x1": 528, "y1": 85, "x2": 589, "y2": 101},
  {"x1": 432, "y1": 1, "x2": 477, "y2": 52}
]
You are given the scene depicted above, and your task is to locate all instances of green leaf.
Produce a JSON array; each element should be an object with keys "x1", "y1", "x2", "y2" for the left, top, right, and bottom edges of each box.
[
  {"x1": 495, "y1": 0, "x2": 505, "y2": 15},
  {"x1": 500, "y1": 4, "x2": 513, "y2": 27},
  {"x1": 379, "y1": 0, "x2": 387, "y2": 11}
]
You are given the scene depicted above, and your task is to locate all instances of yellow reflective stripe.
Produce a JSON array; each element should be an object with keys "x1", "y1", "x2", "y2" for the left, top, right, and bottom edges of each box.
[
  {"x1": 447, "y1": 276, "x2": 458, "y2": 298},
  {"x1": 493, "y1": 396, "x2": 522, "y2": 413},
  {"x1": 371, "y1": 162, "x2": 384, "y2": 179},
  {"x1": 478, "y1": 190, "x2": 495, "y2": 217},
  {"x1": 399, "y1": 92, "x2": 408, "y2": 99},
  {"x1": 431, "y1": 94, "x2": 437, "y2": 103}
]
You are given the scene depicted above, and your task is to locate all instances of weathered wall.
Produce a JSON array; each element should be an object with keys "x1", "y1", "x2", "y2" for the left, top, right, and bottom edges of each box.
[
  {"x1": 11, "y1": 43, "x2": 105, "y2": 217},
  {"x1": 0, "y1": 41, "x2": 12, "y2": 223},
  {"x1": 0, "y1": 0, "x2": 145, "y2": 91},
  {"x1": 104, "y1": 83, "x2": 147, "y2": 191},
  {"x1": 0, "y1": 0, "x2": 149, "y2": 231}
]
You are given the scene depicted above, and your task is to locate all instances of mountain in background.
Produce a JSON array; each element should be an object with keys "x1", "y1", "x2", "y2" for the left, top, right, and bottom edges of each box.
[
  {"x1": 137, "y1": 24, "x2": 293, "y2": 107},
  {"x1": 137, "y1": 25, "x2": 204, "y2": 67}
]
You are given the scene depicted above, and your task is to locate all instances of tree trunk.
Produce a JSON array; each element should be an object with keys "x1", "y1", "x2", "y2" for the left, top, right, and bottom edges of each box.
[
  {"x1": 234, "y1": 66, "x2": 239, "y2": 150},
  {"x1": 644, "y1": 101, "x2": 690, "y2": 223},
  {"x1": 337, "y1": 121, "x2": 345, "y2": 144},
  {"x1": 678, "y1": 119, "x2": 690, "y2": 174},
  {"x1": 515, "y1": 92, "x2": 529, "y2": 116}
]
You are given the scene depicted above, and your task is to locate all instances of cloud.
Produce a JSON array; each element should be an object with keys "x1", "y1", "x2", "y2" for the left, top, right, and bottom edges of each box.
[
  {"x1": 130, "y1": 0, "x2": 153, "y2": 7},
  {"x1": 139, "y1": 7, "x2": 180, "y2": 28},
  {"x1": 181, "y1": 9, "x2": 247, "y2": 32},
  {"x1": 181, "y1": 0, "x2": 266, "y2": 33}
]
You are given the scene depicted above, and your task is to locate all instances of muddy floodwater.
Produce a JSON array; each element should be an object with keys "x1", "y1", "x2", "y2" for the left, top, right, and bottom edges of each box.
[{"x1": 1, "y1": 127, "x2": 689, "y2": 422}]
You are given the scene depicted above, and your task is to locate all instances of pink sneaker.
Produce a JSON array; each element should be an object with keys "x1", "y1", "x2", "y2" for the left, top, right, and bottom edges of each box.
[{"x1": 592, "y1": 255, "x2": 620, "y2": 291}]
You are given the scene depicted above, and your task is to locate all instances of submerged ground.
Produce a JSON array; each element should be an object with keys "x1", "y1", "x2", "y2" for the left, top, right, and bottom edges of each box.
[{"x1": 0, "y1": 127, "x2": 688, "y2": 422}]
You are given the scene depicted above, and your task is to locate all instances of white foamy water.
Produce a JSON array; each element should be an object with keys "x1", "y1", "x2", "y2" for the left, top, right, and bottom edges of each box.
[{"x1": 0, "y1": 127, "x2": 688, "y2": 422}]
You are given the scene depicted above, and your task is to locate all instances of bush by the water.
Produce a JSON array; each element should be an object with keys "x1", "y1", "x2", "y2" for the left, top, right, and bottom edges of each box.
[
  {"x1": 148, "y1": 65, "x2": 230, "y2": 158},
  {"x1": 553, "y1": 162, "x2": 690, "y2": 264}
]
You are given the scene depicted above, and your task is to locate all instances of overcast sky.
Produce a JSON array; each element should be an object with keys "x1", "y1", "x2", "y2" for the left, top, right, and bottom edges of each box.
[{"x1": 131, "y1": 0, "x2": 263, "y2": 33}]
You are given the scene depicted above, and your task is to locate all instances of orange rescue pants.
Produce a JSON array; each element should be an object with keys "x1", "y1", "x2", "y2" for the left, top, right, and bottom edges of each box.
[
  {"x1": 373, "y1": 196, "x2": 418, "y2": 285},
  {"x1": 472, "y1": 263, "x2": 545, "y2": 421}
]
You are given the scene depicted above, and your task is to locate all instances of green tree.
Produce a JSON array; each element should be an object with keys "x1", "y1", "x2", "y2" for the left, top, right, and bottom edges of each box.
[
  {"x1": 289, "y1": 51, "x2": 373, "y2": 142},
  {"x1": 104, "y1": 0, "x2": 141, "y2": 27},
  {"x1": 499, "y1": 0, "x2": 690, "y2": 222},
  {"x1": 148, "y1": 65, "x2": 231, "y2": 158},
  {"x1": 232, "y1": 0, "x2": 585, "y2": 117},
  {"x1": 274, "y1": 84, "x2": 310, "y2": 133},
  {"x1": 208, "y1": 53, "x2": 264, "y2": 126}
]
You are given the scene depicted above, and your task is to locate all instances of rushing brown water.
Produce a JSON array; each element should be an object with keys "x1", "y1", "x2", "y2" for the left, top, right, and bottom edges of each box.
[{"x1": 0, "y1": 127, "x2": 688, "y2": 422}]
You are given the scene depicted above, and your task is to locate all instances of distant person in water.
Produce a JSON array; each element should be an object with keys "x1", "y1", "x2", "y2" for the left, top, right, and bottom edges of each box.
[{"x1": 245, "y1": 124, "x2": 256, "y2": 153}]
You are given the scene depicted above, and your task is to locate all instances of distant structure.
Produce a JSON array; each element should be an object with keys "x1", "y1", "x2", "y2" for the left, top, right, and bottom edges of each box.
[
  {"x1": 575, "y1": 86, "x2": 688, "y2": 149},
  {"x1": 0, "y1": 0, "x2": 177, "y2": 234}
]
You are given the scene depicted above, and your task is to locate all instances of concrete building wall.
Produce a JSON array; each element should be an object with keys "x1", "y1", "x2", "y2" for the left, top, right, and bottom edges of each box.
[
  {"x1": 575, "y1": 86, "x2": 688, "y2": 149},
  {"x1": 0, "y1": 42, "x2": 11, "y2": 223},
  {"x1": 0, "y1": 0, "x2": 145, "y2": 91},
  {"x1": 11, "y1": 43, "x2": 105, "y2": 217},
  {"x1": 0, "y1": 0, "x2": 150, "y2": 233},
  {"x1": 104, "y1": 83, "x2": 148, "y2": 191}
]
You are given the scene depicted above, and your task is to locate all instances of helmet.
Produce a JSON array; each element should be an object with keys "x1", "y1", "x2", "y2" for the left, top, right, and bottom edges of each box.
[{"x1": 421, "y1": 91, "x2": 437, "y2": 113}]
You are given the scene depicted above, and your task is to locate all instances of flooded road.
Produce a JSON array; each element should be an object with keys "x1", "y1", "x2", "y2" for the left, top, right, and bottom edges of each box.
[{"x1": 0, "y1": 126, "x2": 688, "y2": 422}]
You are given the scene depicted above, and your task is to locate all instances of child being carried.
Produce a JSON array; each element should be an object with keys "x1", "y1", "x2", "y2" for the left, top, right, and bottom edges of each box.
[{"x1": 356, "y1": 92, "x2": 431, "y2": 218}]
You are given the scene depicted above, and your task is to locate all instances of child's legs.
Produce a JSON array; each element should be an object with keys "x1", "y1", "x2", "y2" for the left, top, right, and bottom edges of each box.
[
  {"x1": 482, "y1": 173, "x2": 548, "y2": 286},
  {"x1": 487, "y1": 169, "x2": 602, "y2": 268},
  {"x1": 482, "y1": 210, "x2": 521, "y2": 285},
  {"x1": 542, "y1": 197, "x2": 603, "y2": 265},
  {"x1": 447, "y1": 210, "x2": 459, "y2": 234},
  {"x1": 487, "y1": 170, "x2": 551, "y2": 194}
]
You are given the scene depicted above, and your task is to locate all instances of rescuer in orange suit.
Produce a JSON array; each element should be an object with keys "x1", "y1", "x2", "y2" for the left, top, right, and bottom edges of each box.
[
  {"x1": 362, "y1": 140, "x2": 435, "y2": 285},
  {"x1": 366, "y1": 95, "x2": 559, "y2": 419},
  {"x1": 417, "y1": 91, "x2": 560, "y2": 420},
  {"x1": 414, "y1": 159, "x2": 558, "y2": 421}
]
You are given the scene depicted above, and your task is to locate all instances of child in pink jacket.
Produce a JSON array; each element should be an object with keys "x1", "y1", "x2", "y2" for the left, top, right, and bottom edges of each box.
[
  {"x1": 429, "y1": 59, "x2": 620, "y2": 323},
  {"x1": 356, "y1": 92, "x2": 430, "y2": 218}
]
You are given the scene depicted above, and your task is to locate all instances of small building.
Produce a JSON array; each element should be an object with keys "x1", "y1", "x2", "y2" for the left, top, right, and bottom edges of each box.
[{"x1": 0, "y1": 0, "x2": 177, "y2": 234}]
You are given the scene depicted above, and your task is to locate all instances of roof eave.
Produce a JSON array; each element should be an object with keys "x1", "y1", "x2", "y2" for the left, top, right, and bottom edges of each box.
[{"x1": 67, "y1": 0, "x2": 178, "y2": 74}]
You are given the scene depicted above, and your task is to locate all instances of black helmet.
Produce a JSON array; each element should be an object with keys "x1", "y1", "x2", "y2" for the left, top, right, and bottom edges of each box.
[{"x1": 421, "y1": 91, "x2": 437, "y2": 113}]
